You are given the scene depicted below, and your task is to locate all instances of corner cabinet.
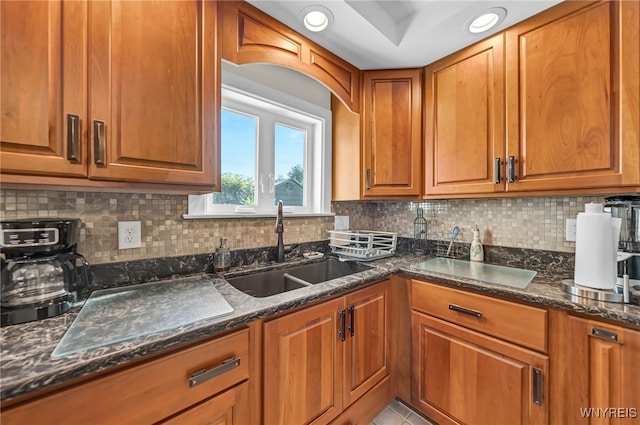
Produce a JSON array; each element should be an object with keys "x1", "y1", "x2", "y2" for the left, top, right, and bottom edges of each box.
[
  {"x1": 362, "y1": 69, "x2": 423, "y2": 198},
  {"x1": 263, "y1": 281, "x2": 390, "y2": 425},
  {"x1": 1, "y1": 0, "x2": 221, "y2": 189},
  {"x1": 550, "y1": 310, "x2": 640, "y2": 424},
  {"x1": 505, "y1": 0, "x2": 640, "y2": 192},
  {"x1": 411, "y1": 280, "x2": 548, "y2": 425}
]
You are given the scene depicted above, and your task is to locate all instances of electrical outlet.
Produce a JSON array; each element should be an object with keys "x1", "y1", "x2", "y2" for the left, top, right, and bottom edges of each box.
[
  {"x1": 118, "y1": 221, "x2": 141, "y2": 249},
  {"x1": 565, "y1": 218, "x2": 577, "y2": 242},
  {"x1": 334, "y1": 215, "x2": 350, "y2": 231}
]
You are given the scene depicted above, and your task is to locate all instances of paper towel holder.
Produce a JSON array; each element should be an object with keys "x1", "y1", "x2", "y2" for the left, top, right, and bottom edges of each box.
[
  {"x1": 561, "y1": 253, "x2": 635, "y2": 303},
  {"x1": 561, "y1": 279, "x2": 625, "y2": 303}
]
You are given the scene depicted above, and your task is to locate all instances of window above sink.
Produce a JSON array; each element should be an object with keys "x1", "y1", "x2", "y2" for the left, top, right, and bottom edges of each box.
[{"x1": 185, "y1": 63, "x2": 333, "y2": 219}]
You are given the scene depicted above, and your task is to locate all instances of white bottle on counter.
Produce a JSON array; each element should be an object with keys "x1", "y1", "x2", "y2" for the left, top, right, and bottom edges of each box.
[{"x1": 470, "y1": 225, "x2": 484, "y2": 262}]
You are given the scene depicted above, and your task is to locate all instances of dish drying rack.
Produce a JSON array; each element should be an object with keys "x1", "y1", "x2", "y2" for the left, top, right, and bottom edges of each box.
[
  {"x1": 432, "y1": 232, "x2": 467, "y2": 259},
  {"x1": 329, "y1": 230, "x2": 397, "y2": 261}
]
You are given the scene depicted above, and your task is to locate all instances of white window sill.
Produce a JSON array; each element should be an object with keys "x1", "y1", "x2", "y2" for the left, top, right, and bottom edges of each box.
[{"x1": 182, "y1": 212, "x2": 335, "y2": 220}]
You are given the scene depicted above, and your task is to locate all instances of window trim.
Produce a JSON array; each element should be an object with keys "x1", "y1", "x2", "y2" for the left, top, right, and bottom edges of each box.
[{"x1": 184, "y1": 69, "x2": 332, "y2": 219}]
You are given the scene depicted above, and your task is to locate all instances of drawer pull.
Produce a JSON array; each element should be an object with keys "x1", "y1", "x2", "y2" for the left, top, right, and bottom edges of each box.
[
  {"x1": 67, "y1": 114, "x2": 80, "y2": 161},
  {"x1": 532, "y1": 367, "x2": 543, "y2": 406},
  {"x1": 448, "y1": 304, "x2": 483, "y2": 319},
  {"x1": 189, "y1": 357, "x2": 240, "y2": 388},
  {"x1": 365, "y1": 168, "x2": 371, "y2": 190},
  {"x1": 93, "y1": 120, "x2": 106, "y2": 165},
  {"x1": 591, "y1": 327, "x2": 618, "y2": 342}
]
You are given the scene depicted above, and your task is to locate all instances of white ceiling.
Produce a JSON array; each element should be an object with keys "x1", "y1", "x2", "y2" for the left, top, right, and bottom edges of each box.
[{"x1": 247, "y1": 0, "x2": 564, "y2": 70}]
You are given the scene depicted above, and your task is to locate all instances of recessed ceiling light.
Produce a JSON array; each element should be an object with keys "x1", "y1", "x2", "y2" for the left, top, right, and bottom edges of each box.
[
  {"x1": 466, "y1": 7, "x2": 507, "y2": 34},
  {"x1": 300, "y1": 5, "x2": 334, "y2": 32}
]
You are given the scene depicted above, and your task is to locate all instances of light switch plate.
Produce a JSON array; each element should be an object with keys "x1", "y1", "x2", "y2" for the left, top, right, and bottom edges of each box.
[
  {"x1": 565, "y1": 218, "x2": 577, "y2": 242},
  {"x1": 334, "y1": 215, "x2": 349, "y2": 231}
]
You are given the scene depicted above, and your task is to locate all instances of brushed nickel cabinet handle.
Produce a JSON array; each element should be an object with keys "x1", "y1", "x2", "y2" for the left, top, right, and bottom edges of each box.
[
  {"x1": 189, "y1": 357, "x2": 240, "y2": 388},
  {"x1": 347, "y1": 305, "x2": 355, "y2": 337},
  {"x1": 532, "y1": 367, "x2": 543, "y2": 406},
  {"x1": 448, "y1": 304, "x2": 483, "y2": 319},
  {"x1": 494, "y1": 158, "x2": 501, "y2": 184},
  {"x1": 591, "y1": 327, "x2": 619, "y2": 342},
  {"x1": 338, "y1": 309, "x2": 346, "y2": 342},
  {"x1": 365, "y1": 169, "x2": 371, "y2": 190},
  {"x1": 507, "y1": 156, "x2": 516, "y2": 183},
  {"x1": 66, "y1": 114, "x2": 80, "y2": 162},
  {"x1": 93, "y1": 120, "x2": 106, "y2": 165}
]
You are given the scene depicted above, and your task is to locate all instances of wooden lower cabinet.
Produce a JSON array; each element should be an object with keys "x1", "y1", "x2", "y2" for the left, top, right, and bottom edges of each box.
[
  {"x1": 412, "y1": 311, "x2": 548, "y2": 425},
  {"x1": 550, "y1": 310, "x2": 640, "y2": 425},
  {"x1": 1, "y1": 329, "x2": 250, "y2": 425},
  {"x1": 161, "y1": 382, "x2": 249, "y2": 425},
  {"x1": 263, "y1": 281, "x2": 390, "y2": 425}
]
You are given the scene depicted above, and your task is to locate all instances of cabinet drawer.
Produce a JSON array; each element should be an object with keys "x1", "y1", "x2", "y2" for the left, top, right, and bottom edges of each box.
[
  {"x1": 411, "y1": 280, "x2": 547, "y2": 352},
  {"x1": 3, "y1": 329, "x2": 250, "y2": 425}
]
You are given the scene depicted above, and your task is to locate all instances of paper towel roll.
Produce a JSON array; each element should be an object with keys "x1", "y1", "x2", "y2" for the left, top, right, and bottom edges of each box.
[{"x1": 574, "y1": 203, "x2": 622, "y2": 290}]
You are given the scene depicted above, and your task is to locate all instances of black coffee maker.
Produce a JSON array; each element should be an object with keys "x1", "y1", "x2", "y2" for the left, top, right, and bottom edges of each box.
[{"x1": 1, "y1": 218, "x2": 91, "y2": 326}]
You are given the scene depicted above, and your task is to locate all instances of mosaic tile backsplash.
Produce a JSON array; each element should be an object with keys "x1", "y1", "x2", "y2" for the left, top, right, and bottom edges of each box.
[
  {"x1": 0, "y1": 190, "x2": 333, "y2": 264},
  {"x1": 334, "y1": 196, "x2": 608, "y2": 253},
  {"x1": 0, "y1": 189, "x2": 615, "y2": 264}
]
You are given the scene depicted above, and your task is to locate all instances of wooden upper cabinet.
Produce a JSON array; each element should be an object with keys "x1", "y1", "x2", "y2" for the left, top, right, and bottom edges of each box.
[
  {"x1": 88, "y1": 0, "x2": 219, "y2": 187},
  {"x1": 220, "y1": 1, "x2": 361, "y2": 113},
  {"x1": 362, "y1": 69, "x2": 422, "y2": 197},
  {"x1": 424, "y1": 34, "x2": 505, "y2": 196},
  {"x1": 505, "y1": 0, "x2": 640, "y2": 192},
  {"x1": 0, "y1": 0, "x2": 87, "y2": 177}
]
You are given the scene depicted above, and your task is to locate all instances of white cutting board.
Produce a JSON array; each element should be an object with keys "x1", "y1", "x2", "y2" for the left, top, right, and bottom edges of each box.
[
  {"x1": 412, "y1": 258, "x2": 537, "y2": 289},
  {"x1": 52, "y1": 278, "x2": 233, "y2": 358}
]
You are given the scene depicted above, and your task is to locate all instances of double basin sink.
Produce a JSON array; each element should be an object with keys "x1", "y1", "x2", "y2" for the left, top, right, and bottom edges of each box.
[{"x1": 226, "y1": 258, "x2": 371, "y2": 298}]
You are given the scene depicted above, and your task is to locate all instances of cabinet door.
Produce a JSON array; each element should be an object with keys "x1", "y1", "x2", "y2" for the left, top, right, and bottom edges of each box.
[
  {"x1": 412, "y1": 312, "x2": 548, "y2": 425},
  {"x1": 88, "y1": 0, "x2": 219, "y2": 187},
  {"x1": 343, "y1": 281, "x2": 389, "y2": 406},
  {"x1": 264, "y1": 298, "x2": 345, "y2": 425},
  {"x1": 1, "y1": 0, "x2": 87, "y2": 177},
  {"x1": 424, "y1": 34, "x2": 505, "y2": 196},
  {"x1": 161, "y1": 382, "x2": 249, "y2": 425},
  {"x1": 505, "y1": 1, "x2": 640, "y2": 192},
  {"x1": 220, "y1": 1, "x2": 360, "y2": 113},
  {"x1": 362, "y1": 69, "x2": 422, "y2": 197},
  {"x1": 551, "y1": 314, "x2": 640, "y2": 425}
]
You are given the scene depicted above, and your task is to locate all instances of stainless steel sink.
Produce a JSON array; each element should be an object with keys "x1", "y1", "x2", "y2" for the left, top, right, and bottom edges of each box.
[{"x1": 226, "y1": 258, "x2": 372, "y2": 298}]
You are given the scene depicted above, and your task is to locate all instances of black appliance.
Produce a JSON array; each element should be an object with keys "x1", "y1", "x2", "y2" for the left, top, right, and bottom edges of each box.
[{"x1": 1, "y1": 218, "x2": 91, "y2": 326}]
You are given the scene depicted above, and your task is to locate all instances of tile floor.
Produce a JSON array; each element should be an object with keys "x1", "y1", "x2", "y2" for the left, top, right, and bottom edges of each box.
[{"x1": 371, "y1": 399, "x2": 435, "y2": 425}]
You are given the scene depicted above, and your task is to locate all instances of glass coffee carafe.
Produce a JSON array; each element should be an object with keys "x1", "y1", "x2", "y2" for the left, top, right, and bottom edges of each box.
[{"x1": 1, "y1": 219, "x2": 91, "y2": 326}]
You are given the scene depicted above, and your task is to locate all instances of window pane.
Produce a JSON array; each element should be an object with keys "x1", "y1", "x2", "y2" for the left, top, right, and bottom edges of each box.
[
  {"x1": 214, "y1": 109, "x2": 257, "y2": 205},
  {"x1": 274, "y1": 124, "x2": 306, "y2": 207}
]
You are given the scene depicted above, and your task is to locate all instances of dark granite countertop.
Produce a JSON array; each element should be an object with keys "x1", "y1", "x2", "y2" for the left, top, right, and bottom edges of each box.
[{"x1": 2, "y1": 254, "x2": 639, "y2": 403}]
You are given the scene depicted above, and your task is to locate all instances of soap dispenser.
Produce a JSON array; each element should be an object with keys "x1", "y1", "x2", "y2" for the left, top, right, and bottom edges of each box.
[
  {"x1": 470, "y1": 225, "x2": 484, "y2": 262},
  {"x1": 214, "y1": 237, "x2": 231, "y2": 273}
]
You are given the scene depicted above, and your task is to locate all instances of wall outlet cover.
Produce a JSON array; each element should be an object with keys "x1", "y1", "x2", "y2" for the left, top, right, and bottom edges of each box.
[
  {"x1": 334, "y1": 215, "x2": 350, "y2": 231},
  {"x1": 118, "y1": 221, "x2": 142, "y2": 249},
  {"x1": 565, "y1": 218, "x2": 577, "y2": 242}
]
